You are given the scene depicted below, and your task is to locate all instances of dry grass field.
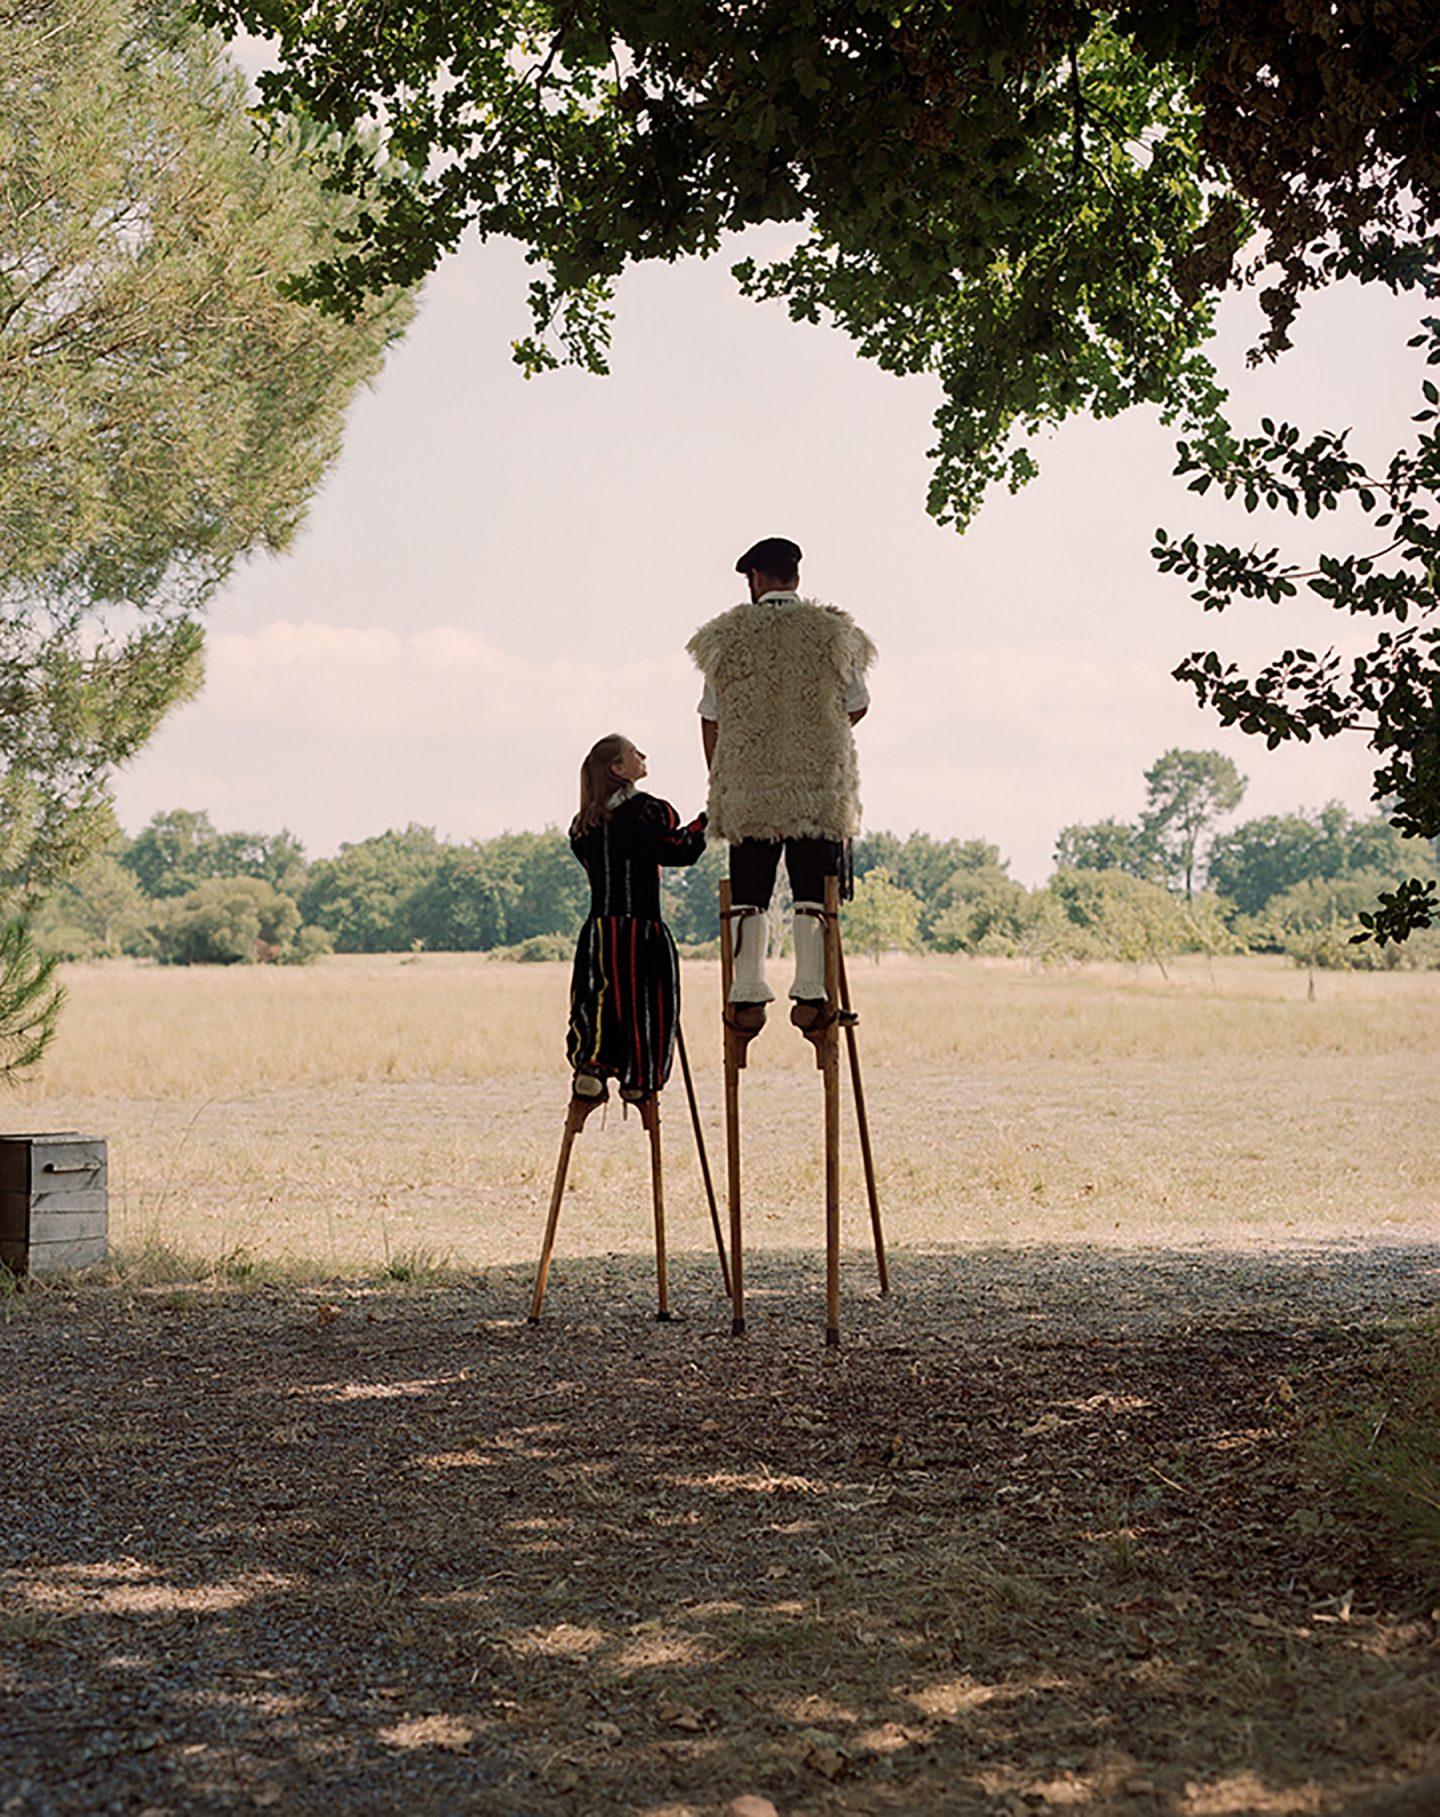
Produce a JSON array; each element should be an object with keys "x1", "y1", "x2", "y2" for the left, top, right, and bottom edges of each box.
[{"x1": 8, "y1": 951, "x2": 1439, "y2": 1276}]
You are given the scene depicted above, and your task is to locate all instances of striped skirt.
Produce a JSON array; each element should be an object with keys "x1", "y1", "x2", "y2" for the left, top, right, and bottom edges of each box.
[{"x1": 566, "y1": 915, "x2": 681, "y2": 1097}]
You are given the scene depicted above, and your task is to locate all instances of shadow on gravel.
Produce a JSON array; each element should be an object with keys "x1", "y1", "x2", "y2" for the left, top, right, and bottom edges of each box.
[{"x1": 2, "y1": 1244, "x2": 1437, "y2": 1815}]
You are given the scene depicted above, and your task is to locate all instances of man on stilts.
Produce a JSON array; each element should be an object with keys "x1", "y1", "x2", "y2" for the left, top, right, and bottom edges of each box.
[{"x1": 688, "y1": 536, "x2": 875, "y2": 1048}]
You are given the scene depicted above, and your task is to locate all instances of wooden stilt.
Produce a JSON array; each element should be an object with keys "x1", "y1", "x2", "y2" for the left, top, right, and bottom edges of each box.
[
  {"x1": 528, "y1": 1095, "x2": 595, "y2": 1322},
  {"x1": 676, "y1": 1022, "x2": 730, "y2": 1295},
  {"x1": 639, "y1": 1095, "x2": 670, "y2": 1320},
  {"x1": 719, "y1": 879, "x2": 745, "y2": 1336},
  {"x1": 822, "y1": 874, "x2": 842, "y2": 1347},
  {"x1": 836, "y1": 931, "x2": 889, "y2": 1295}
]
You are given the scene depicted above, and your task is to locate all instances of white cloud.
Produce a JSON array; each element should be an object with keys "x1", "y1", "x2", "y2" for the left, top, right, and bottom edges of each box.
[{"x1": 200, "y1": 620, "x2": 695, "y2": 739}]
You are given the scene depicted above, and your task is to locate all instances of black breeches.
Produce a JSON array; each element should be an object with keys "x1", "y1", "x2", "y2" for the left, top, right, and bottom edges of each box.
[{"x1": 730, "y1": 837, "x2": 844, "y2": 909}]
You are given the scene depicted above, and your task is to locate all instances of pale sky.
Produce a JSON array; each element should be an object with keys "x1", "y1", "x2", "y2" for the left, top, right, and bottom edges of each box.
[{"x1": 111, "y1": 53, "x2": 1424, "y2": 882}]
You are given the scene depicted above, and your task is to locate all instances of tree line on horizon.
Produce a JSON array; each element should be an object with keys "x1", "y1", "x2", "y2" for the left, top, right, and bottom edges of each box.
[{"x1": 33, "y1": 750, "x2": 1440, "y2": 975}]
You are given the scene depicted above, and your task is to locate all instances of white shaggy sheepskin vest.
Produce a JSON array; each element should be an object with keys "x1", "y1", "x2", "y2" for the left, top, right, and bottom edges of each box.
[{"x1": 688, "y1": 597, "x2": 876, "y2": 843}]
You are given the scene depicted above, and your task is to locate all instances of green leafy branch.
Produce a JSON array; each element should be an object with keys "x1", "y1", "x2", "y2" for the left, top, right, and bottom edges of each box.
[{"x1": 1155, "y1": 311, "x2": 1440, "y2": 940}]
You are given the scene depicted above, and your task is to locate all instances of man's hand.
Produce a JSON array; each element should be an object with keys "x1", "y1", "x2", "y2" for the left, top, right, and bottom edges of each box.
[{"x1": 701, "y1": 717, "x2": 718, "y2": 769}]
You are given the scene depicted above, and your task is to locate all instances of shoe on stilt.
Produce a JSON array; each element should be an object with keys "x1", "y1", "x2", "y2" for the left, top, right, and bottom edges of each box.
[
  {"x1": 572, "y1": 1070, "x2": 608, "y2": 1101},
  {"x1": 790, "y1": 998, "x2": 839, "y2": 1051},
  {"x1": 723, "y1": 1000, "x2": 767, "y2": 1067}
]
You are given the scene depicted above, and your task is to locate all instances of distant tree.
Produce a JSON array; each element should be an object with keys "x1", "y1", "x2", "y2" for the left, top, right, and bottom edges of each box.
[
  {"x1": 855, "y1": 833, "x2": 1009, "y2": 941},
  {"x1": 1052, "y1": 818, "x2": 1158, "y2": 879},
  {"x1": 663, "y1": 843, "x2": 727, "y2": 946},
  {"x1": 1177, "y1": 891, "x2": 1243, "y2": 977},
  {"x1": 32, "y1": 852, "x2": 153, "y2": 960},
  {"x1": 843, "y1": 869, "x2": 922, "y2": 964},
  {"x1": 929, "y1": 856, "x2": 1030, "y2": 954},
  {"x1": 1047, "y1": 868, "x2": 1191, "y2": 976},
  {"x1": 211, "y1": 828, "x2": 309, "y2": 899},
  {"x1": 406, "y1": 845, "x2": 515, "y2": 951},
  {"x1": 1343, "y1": 811, "x2": 1436, "y2": 889},
  {"x1": 851, "y1": 833, "x2": 905, "y2": 884},
  {"x1": 299, "y1": 827, "x2": 444, "y2": 953},
  {"x1": 122, "y1": 811, "x2": 310, "y2": 900},
  {"x1": 1266, "y1": 873, "x2": 1440, "y2": 981},
  {"x1": 488, "y1": 832, "x2": 588, "y2": 944},
  {"x1": 122, "y1": 810, "x2": 310, "y2": 901},
  {"x1": 1140, "y1": 749, "x2": 1246, "y2": 898},
  {"x1": 404, "y1": 832, "x2": 586, "y2": 951},
  {"x1": 1207, "y1": 804, "x2": 1435, "y2": 918},
  {"x1": 151, "y1": 878, "x2": 301, "y2": 965},
  {"x1": 283, "y1": 925, "x2": 334, "y2": 966},
  {"x1": 1205, "y1": 812, "x2": 1333, "y2": 919},
  {"x1": 121, "y1": 811, "x2": 225, "y2": 900}
]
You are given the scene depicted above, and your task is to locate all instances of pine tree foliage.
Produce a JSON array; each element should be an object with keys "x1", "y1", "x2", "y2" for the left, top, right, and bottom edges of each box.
[
  {"x1": 0, "y1": 920, "x2": 63, "y2": 1079},
  {"x1": 0, "y1": 0, "x2": 412, "y2": 625}
]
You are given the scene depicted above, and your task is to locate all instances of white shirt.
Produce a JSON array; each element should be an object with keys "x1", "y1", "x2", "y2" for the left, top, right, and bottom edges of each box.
[{"x1": 696, "y1": 591, "x2": 871, "y2": 720}]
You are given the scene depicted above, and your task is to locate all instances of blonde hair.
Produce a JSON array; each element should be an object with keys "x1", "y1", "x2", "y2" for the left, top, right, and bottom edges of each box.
[{"x1": 573, "y1": 733, "x2": 630, "y2": 836}]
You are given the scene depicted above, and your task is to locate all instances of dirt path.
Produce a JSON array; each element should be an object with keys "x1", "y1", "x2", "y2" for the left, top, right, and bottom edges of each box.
[{"x1": 3, "y1": 1244, "x2": 1437, "y2": 1815}]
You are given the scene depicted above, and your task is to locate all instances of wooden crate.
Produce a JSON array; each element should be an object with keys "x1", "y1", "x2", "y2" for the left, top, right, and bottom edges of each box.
[{"x1": 0, "y1": 1133, "x2": 108, "y2": 1277}]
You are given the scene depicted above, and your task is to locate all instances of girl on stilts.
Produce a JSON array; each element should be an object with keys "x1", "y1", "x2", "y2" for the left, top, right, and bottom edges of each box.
[{"x1": 567, "y1": 734, "x2": 707, "y2": 1104}]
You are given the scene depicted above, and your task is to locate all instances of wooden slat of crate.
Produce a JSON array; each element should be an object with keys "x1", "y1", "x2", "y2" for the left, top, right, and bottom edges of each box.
[
  {"x1": 29, "y1": 1208, "x2": 108, "y2": 1244},
  {"x1": 27, "y1": 1185, "x2": 105, "y2": 1213},
  {"x1": 31, "y1": 1140, "x2": 107, "y2": 1191},
  {"x1": 7, "y1": 1235, "x2": 108, "y2": 1276}
]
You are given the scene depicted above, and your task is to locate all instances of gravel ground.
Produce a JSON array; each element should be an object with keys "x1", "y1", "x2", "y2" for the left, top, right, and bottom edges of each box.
[{"x1": 2, "y1": 1242, "x2": 1438, "y2": 1816}]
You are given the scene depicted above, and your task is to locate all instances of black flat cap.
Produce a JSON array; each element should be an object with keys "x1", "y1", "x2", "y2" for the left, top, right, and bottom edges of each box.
[{"x1": 735, "y1": 535, "x2": 802, "y2": 575}]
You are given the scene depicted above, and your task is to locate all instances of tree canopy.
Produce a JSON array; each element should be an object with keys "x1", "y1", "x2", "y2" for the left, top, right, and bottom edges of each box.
[
  {"x1": 1053, "y1": 817, "x2": 1156, "y2": 879},
  {"x1": 197, "y1": 1, "x2": 1436, "y2": 516},
  {"x1": 1206, "y1": 804, "x2": 1428, "y2": 921}
]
